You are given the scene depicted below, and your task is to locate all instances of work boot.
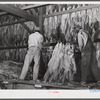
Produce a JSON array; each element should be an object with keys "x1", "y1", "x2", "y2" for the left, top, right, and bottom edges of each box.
[{"x1": 81, "y1": 81, "x2": 87, "y2": 87}]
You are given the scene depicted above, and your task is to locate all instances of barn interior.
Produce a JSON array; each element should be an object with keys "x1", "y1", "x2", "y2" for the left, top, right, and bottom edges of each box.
[{"x1": 0, "y1": 4, "x2": 100, "y2": 89}]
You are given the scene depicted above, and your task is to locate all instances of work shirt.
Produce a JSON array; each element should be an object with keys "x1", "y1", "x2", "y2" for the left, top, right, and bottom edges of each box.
[
  {"x1": 28, "y1": 32, "x2": 44, "y2": 49},
  {"x1": 78, "y1": 29, "x2": 88, "y2": 51}
]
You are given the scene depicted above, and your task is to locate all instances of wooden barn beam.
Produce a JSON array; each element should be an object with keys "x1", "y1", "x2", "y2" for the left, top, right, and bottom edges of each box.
[
  {"x1": 38, "y1": 7, "x2": 44, "y2": 34},
  {"x1": 0, "y1": 43, "x2": 56, "y2": 50},
  {"x1": 0, "y1": 11, "x2": 7, "y2": 16},
  {"x1": 22, "y1": 4, "x2": 48, "y2": 10},
  {"x1": 43, "y1": 4, "x2": 100, "y2": 18},
  {"x1": 0, "y1": 19, "x2": 28, "y2": 27},
  {"x1": 0, "y1": 4, "x2": 48, "y2": 16},
  {"x1": 0, "y1": 4, "x2": 39, "y2": 26},
  {"x1": 0, "y1": 46, "x2": 28, "y2": 50}
]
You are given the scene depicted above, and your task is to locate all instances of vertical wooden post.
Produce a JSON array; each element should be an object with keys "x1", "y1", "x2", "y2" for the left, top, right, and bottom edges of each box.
[{"x1": 38, "y1": 6, "x2": 44, "y2": 35}]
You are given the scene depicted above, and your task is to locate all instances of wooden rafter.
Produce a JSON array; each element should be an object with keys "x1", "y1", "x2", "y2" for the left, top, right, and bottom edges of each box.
[
  {"x1": 0, "y1": 4, "x2": 48, "y2": 16},
  {"x1": 22, "y1": 4, "x2": 49, "y2": 10},
  {"x1": 0, "y1": 4, "x2": 39, "y2": 26},
  {"x1": 0, "y1": 11, "x2": 7, "y2": 16}
]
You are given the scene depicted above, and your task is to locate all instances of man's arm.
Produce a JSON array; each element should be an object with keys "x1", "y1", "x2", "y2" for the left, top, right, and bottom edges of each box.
[{"x1": 78, "y1": 31, "x2": 84, "y2": 51}]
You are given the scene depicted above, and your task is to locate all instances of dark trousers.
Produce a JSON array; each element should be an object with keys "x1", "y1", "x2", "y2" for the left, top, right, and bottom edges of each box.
[
  {"x1": 81, "y1": 39, "x2": 100, "y2": 82},
  {"x1": 74, "y1": 51, "x2": 81, "y2": 82}
]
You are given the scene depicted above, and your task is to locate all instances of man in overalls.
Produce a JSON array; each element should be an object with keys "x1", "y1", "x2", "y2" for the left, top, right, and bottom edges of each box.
[{"x1": 76, "y1": 24, "x2": 100, "y2": 86}]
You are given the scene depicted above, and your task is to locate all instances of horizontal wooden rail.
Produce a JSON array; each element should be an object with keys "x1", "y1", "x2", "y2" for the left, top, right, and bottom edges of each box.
[
  {"x1": 0, "y1": 19, "x2": 28, "y2": 27},
  {"x1": 0, "y1": 46, "x2": 28, "y2": 50},
  {"x1": 0, "y1": 41, "x2": 79, "y2": 50},
  {"x1": 43, "y1": 4, "x2": 100, "y2": 18},
  {"x1": 0, "y1": 43, "x2": 57, "y2": 50}
]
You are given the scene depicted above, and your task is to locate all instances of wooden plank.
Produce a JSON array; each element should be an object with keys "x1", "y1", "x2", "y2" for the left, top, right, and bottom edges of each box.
[
  {"x1": 0, "y1": 4, "x2": 39, "y2": 26},
  {"x1": 0, "y1": 11, "x2": 7, "y2": 16},
  {"x1": 1, "y1": 79, "x2": 89, "y2": 89},
  {"x1": 0, "y1": 4, "x2": 48, "y2": 16},
  {"x1": 0, "y1": 19, "x2": 28, "y2": 27},
  {"x1": 22, "y1": 4, "x2": 48, "y2": 10},
  {"x1": 0, "y1": 42, "x2": 76, "y2": 50},
  {"x1": 43, "y1": 4, "x2": 100, "y2": 18},
  {"x1": 1, "y1": 80, "x2": 76, "y2": 89},
  {"x1": 0, "y1": 46, "x2": 28, "y2": 50},
  {"x1": 43, "y1": 42, "x2": 56, "y2": 47},
  {"x1": 0, "y1": 43, "x2": 56, "y2": 50}
]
